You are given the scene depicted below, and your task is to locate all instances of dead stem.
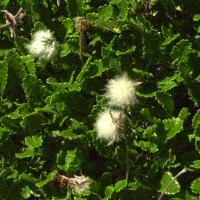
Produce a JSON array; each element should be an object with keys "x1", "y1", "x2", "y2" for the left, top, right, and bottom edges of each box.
[
  {"x1": 158, "y1": 168, "x2": 186, "y2": 200},
  {"x1": 121, "y1": 132, "x2": 129, "y2": 181}
]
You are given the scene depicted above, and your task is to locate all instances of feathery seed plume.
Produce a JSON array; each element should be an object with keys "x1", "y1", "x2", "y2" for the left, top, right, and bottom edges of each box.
[
  {"x1": 96, "y1": 109, "x2": 124, "y2": 145},
  {"x1": 104, "y1": 73, "x2": 142, "y2": 107},
  {"x1": 25, "y1": 30, "x2": 58, "y2": 61}
]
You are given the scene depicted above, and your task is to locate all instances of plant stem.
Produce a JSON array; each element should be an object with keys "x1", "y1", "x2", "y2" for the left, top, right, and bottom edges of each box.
[
  {"x1": 121, "y1": 132, "x2": 129, "y2": 181},
  {"x1": 79, "y1": 30, "x2": 84, "y2": 65},
  {"x1": 158, "y1": 168, "x2": 186, "y2": 200}
]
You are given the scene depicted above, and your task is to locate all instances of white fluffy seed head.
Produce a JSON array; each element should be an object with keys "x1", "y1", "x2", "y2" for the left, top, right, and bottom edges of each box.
[
  {"x1": 26, "y1": 30, "x2": 58, "y2": 61},
  {"x1": 95, "y1": 109, "x2": 124, "y2": 145},
  {"x1": 68, "y1": 174, "x2": 91, "y2": 194},
  {"x1": 104, "y1": 73, "x2": 141, "y2": 108}
]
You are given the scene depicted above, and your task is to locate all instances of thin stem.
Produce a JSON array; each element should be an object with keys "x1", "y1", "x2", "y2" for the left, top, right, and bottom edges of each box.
[
  {"x1": 158, "y1": 168, "x2": 186, "y2": 200},
  {"x1": 79, "y1": 30, "x2": 84, "y2": 65},
  {"x1": 121, "y1": 132, "x2": 129, "y2": 181}
]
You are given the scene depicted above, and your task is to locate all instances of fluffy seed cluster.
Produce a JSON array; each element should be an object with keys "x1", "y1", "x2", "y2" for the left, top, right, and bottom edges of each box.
[
  {"x1": 25, "y1": 30, "x2": 58, "y2": 61},
  {"x1": 95, "y1": 109, "x2": 124, "y2": 145},
  {"x1": 68, "y1": 174, "x2": 91, "y2": 194},
  {"x1": 104, "y1": 73, "x2": 141, "y2": 107}
]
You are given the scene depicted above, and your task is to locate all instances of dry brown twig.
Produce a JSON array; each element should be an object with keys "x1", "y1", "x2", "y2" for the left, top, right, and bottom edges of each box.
[
  {"x1": 0, "y1": 7, "x2": 26, "y2": 38},
  {"x1": 75, "y1": 17, "x2": 89, "y2": 64}
]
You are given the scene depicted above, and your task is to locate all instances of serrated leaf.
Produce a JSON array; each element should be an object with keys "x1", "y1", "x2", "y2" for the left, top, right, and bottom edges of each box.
[
  {"x1": 191, "y1": 160, "x2": 200, "y2": 168},
  {"x1": 155, "y1": 91, "x2": 174, "y2": 114},
  {"x1": 114, "y1": 179, "x2": 127, "y2": 192},
  {"x1": 195, "y1": 137, "x2": 200, "y2": 152},
  {"x1": 62, "y1": 18, "x2": 73, "y2": 35},
  {"x1": 22, "y1": 74, "x2": 47, "y2": 106},
  {"x1": 104, "y1": 186, "x2": 114, "y2": 200},
  {"x1": 59, "y1": 130, "x2": 81, "y2": 139},
  {"x1": 178, "y1": 107, "x2": 190, "y2": 121},
  {"x1": 0, "y1": 61, "x2": 8, "y2": 95},
  {"x1": 157, "y1": 74, "x2": 178, "y2": 91},
  {"x1": 120, "y1": 0, "x2": 129, "y2": 20},
  {"x1": 128, "y1": 182, "x2": 139, "y2": 191},
  {"x1": 191, "y1": 177, "x2": 200, "y2": 194},
  {"x1": 134, "y1": 140, "x2": 158, "y2": 153},
  {"x1": 98, "y1": 4, "x2": 113, "y2": 21},
  {"x1": 21, "y1": 113, "x2": 48, "y2": 131},
  {"x1": 57, "y1": 149, "x2": 84, "y2": 173},
  {"x1": 19, "y1": 173, "x2": 38, "y2": 183},
  {"x1": 25, "y1": 136, "x2": 43, "y2": 148},
  {"x1": 158, "y1": 172, "x2": 181, "y2": 195},
  {"x1": 170, "y1": 40, "x2": 195, "y2": 63},
  {"x1": 96, "y1": 19, "x2": 120, "y2": 33},
  {"x1": 66, "y1": 0, "x2": 87, "y2": 17},
  {"x1": 60, "y1": 42, "x2": 71, "y2": 57},
  {"x1": 35, "y1": 171, "x2": 55, "y2": 188},
  {"x1": 15, "y1": 147, "x2": 34, "y2": 158},
  {"x1": 163, "y1": 117, "x2": 183, "y2": 140},
  {"x1": 14, "y1": 36, "x2": 29, "y2": 55},
  {"x1": 192, "y1": 109, "x2": 200, "y2": 128},
  {"x1": 163, "y1": 33, "x2": 180, "y2": 45},
  {"x1": 193, "y1": 14, "x2": 200, "y2": 21},
  {"x1": 21, "y1": 186, "x2": 32, "y2": 199},
  {"x1": 143, "y1": 125, "x2": 157, "y2": 139}
]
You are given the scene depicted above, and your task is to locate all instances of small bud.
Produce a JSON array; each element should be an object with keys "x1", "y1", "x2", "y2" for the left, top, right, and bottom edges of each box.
[
  {"x1": 104, "y1": 73, "x2": 142, "y2": 108},
  {"x1": 25, "y1": 30, "x2": 58, "y2": 61},
  {"x1": 75, "y1": 17, "x2": 89, "y2": 32}
]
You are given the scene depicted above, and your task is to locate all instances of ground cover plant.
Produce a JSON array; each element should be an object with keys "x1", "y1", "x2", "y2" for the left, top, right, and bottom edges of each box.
[{"x1": 1, "y1": 0, "x2": 200, "y2": 199}]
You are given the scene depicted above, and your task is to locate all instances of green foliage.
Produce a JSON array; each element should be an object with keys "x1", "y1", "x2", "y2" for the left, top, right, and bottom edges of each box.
[{"x1": 0, "y1": 0, "x2": 200, "y2": 199}]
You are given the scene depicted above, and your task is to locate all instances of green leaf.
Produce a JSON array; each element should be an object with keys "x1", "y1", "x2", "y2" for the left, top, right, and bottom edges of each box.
[
  {"x1": 192, "y1": 109, "x2": 200, "y2": 128},
  {"x1": 21, "y1": 113, "x2": 48, "y2": 131},
  {"x1": 35, "y1": 171, "x2": 55, "y2": 188},
  {"x1": 15, "y1": 147, "x2": 34, "y2": 158},
  {"x1": 157, "y1": 74, "x2": 178, "y2": 91},
  {"x1": 155, "y1": 91, "x2": 174, "y2": 115},
  {"x1": 98, "y1": 4, "x2": 113, "y2": 20},
  {"x1": 128, "y1": 182, "x2": 139, "y2": 191},
  {"x1": 191, "y1": 160, "x2": 200, "y2": 168},
  {"x1": 57, "y1": 149, "x2": 84, "y2": 173},
  {"x1": 158, "y1": 172, "x2": 181, "y2": 195},
  {"x1": 96, "y1": 19, "x2": 121, "y2": 33},
  {"x1": 1, "y1": 0, "x2": 9, "y2": 7},
  {"x1": 178, "y1": 107, "x2": 190, "y2": 121},
  {"x1": 59, "y1": 130, "x2": 81, "y2": 140},
  {"x1": 104, "y1": 185, "x2": 114, "y2": 200},
  {"x1": 25, "y1": 136, "x2": 43, "y2": 148},
  {"x1": 134, "y1": 140, "x2": 158, "y2": 153},
  {"x1": 163, "y1": 117, "x2": 183, "y2": 140},
  {"x1": 193, "y1": 14, "x2": 200, "y2": 21},
  {"x1": 22, "y1": 74, "x2": 48, "y2": 106},
  {"x1": 66, "y1": 0, "x2": 87, "y2": 17},
  {"x1": 0, "y1": 61, "x2": 8, "y2": 95},
  {"x1": 60, "y1": 42, "x2": 71, "y2": 57},
  {"x1": 114, "y1": 179, "x2": 127, "y2": 192},
  {"x1": 171, "y1": 40, "x2": 195, "y2": 63},
  {"x1": 14, "y1": 36, "x2": 29, "y2": 55},
  {"x1": 120, "y1": 0, "x2": 129, "y2": 20},
  {"x1": 21, "y1": 186, "x2": 32, "y2": 199},
  {"x1": 191, "y1": 177, "x2": 200, "y2": 194}
]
